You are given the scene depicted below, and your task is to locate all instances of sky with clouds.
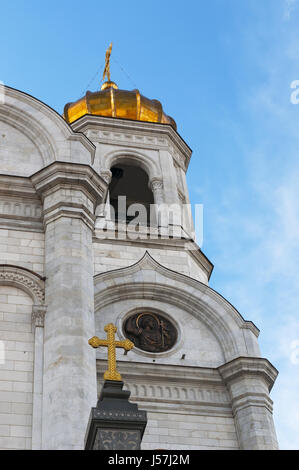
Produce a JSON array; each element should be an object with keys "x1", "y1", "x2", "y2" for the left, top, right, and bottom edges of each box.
[{"x1": 0, "y1": 0, "x2": 298, "y2": 449}]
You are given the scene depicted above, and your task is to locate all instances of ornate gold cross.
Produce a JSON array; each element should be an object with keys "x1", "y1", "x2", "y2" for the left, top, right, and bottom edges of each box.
[{"x1": 88, "y1": 323, "x2": 134, "y2": 381}]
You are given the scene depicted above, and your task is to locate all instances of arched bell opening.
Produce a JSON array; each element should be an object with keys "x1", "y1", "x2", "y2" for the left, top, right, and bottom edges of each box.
[{"x1": 109, "y1": 163, "x2": 155, "y2": 225}]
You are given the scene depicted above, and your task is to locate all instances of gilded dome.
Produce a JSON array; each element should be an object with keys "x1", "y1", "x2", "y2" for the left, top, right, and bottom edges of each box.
[{"x1": 63, "y1": 81, "x2": 176, "y2": 129}]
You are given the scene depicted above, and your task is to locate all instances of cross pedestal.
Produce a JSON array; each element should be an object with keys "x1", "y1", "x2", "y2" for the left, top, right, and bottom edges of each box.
[{"x1": 84, "y1": 380, "x2": 147, "y2": 450}]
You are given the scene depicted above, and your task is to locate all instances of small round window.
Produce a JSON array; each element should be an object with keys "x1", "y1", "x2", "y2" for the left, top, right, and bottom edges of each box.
[{"x1": 123, "y1": 312, "x2": 177, "y2": 353}]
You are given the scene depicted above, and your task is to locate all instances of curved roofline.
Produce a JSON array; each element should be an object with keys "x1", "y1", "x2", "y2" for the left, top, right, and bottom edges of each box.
[
  {"x1": 2, "y1": 85, "x2": 95, "y2": 155},
  {"x1": 94, "y1": 250, "x2": 260, "y2": 335}
]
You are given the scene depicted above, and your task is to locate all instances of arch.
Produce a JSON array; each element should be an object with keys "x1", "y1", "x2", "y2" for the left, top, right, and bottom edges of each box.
[
  {"x1": 94, "y1": 252, "x2": 260, "y2": 363},
  {"x1": 101, "y1": 148, "x2": 160, "y2": 181},
  {"x1": 0, "y1": 264, "x2": 45, "y2": 305},
  {"x1": 0, "y1": 105, "x2": 55, "y2": 168},
  {"x1": 0, "y1": 86, "x2": 95, "y2": 173},
  {"x1": 109, "y1": 162, "x2": 155, "y2": 224}
]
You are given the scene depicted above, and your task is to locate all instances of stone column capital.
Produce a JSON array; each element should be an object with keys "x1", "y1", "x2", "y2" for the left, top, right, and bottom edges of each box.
[
  {"x1": 99, "y1": 168, "x2": 112, "y2": 184},
  {"x1": 30, "y1": 162, "x2": 108, "y2": 229},
  {"x1": 218, "y1": 356, "x2": 278, "y2": 392},
  {"x1": 32, "y1": 304, "x2": 47, "y2": 328},
  {"x1": 149, "y1": 177, "x2": 163, "y2": 192},
  {"x1": 31, "y1": 162, "x2": 107, "y2": 204}
]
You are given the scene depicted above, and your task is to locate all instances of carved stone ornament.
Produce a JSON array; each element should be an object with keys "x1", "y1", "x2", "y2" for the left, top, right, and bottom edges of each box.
[
  {"x1": 123, "y1": 312, "x2": 177, "y2": 353},
  {"x1": 0, "y1": 266, "x2": 45, "y2": 304},
  {"x1": 32, "y1": 305, "x2": 47, "y2": 328},
  {"x1": 94, "y1": 429, "x2": 141, "y2": 450},
  {"x1": 100, "y1": 169, "x2": 112, "y2": 184},
  {"x1": 150, "y1": 178, "x2": 163, "y2": 192}
]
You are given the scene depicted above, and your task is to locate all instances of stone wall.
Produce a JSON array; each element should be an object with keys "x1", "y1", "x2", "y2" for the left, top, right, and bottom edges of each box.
[
  {"x1": 142, "y1": 412, "x2": 239, "y2": 450},
  {"x1": 0, "y1": 286, "x2": 34, "y2": 450},
  {"x1": 0, "y1": 229, "x2": 44, "y2": 276},
  {"x1": 97, "y1": 361, "x2": 239, "y2": 450},
  {"x1": 93, "y1": 238, "x2": 210, "y2": 284}
]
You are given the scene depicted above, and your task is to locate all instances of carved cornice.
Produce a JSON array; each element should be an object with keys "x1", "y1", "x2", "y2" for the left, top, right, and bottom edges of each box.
[
  {"x1": 70, "y1": 115, "x2": 192, "y2": 171},
  {"x1": 0, "y1": 175, "x2": 43, "y2": 230},
  {"x1": 96, "y1": 360, "x2": 232, "y2": 415},
  {"x1": 218, "y1": 357, "x2": 278, "y2": 392},
  {"x1": 30, "y1": 161, "x2": 107, "y2": 204},
  {"x1": 30, "y1": 161, "x2": 108, "y2": 229}
]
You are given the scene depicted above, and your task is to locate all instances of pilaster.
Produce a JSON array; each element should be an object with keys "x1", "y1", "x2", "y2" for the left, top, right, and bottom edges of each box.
[
  {"x1": 31, "y1": 162, "x2": 107, "y2": 449},
  {"x1": 219, "y1": 357, "x2": 279, "y2": 449},
  {"x1": 31, "y1": 305, "x2": 47, "y2": 450}
]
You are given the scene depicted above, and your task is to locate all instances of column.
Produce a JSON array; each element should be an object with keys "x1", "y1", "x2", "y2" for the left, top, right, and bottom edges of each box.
[
  {"x1": 31, "y1": 305, "x2": 47, "y2": 450},
  {"x1": 31, "y1": 162, "x2": 107, "y2": 449},
  {"x1": 219, "y1": 357, "x2": 279, "y2": 449}
]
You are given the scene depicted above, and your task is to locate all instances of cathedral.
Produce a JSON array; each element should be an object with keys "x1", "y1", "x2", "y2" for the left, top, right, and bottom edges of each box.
[{"x1": 0, "y1": 51, "x2": 279, "y2": 450}]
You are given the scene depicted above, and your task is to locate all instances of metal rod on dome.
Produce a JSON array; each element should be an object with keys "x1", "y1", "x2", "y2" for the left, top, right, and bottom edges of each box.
[
  {"x1": 80, "y1": 62, "x2": 104, "y2": 96},
  {"x1": 111, "y1": 55, "x2": 138, "y2": 89}
]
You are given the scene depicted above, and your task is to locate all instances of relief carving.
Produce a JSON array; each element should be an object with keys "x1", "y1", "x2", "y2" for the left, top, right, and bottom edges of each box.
[{"x1": 124, "y1": 312, "x2": 177, "y2": 353}]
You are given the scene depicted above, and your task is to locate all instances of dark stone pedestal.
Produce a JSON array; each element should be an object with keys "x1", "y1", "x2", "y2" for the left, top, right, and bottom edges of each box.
[{"x1": 84, "y1": 380, "x2": 147, "y2": 450}]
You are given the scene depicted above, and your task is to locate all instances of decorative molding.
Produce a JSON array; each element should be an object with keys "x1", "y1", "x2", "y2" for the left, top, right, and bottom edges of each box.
[
  {"x1": 218, "y1": 356, "x2": 278, "y2": 392},
  {"x1": 93, "y1": 409, "x2": 146, "y2": 422},
  {"x1": 30, "y1": 161, "x2": 108, "y2": 229},
  {"x1": 94, "y1": 252, "x2": 259, "y2": 361},
  {"x1": 0, "y1": 199, "x2": 42, "y2": 219},
  {"x1": 0, "y1": 265, "x2": 45, "y2": 305},
  {"x1": 32, "y1": 304, "x2": 47, "y2": 328},
  {"x1": 0, "y1": 175, "x2": 43, "y2": 230},
  {"x1": 100, "y1": 168, "x2": 112, "y2": 184},
  {"x1": 124, "y1": 382, "x2": 230, "y2": 405},
  {"x1": 100, "y1": 148, "x2": 160, "y2": 182},
  {"x1": 70, "y1": 115, "x2": 192, "y2": 171},
  {"x1": 97, "y1": 360, "x2": 232, "y2": 413},
  {"x1": 150, "y1": 177, "x2": 163, "y2": 192},
  {"x1": 31, "y1": 161, "x2": 107, "y2": 204}
]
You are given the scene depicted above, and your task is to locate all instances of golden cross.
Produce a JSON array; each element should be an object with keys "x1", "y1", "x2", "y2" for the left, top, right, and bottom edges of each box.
[
  {"x1": 88, "y1": 323, "x2": 134, "y2": 381},
  {"x1": 102, "y1": 42, "x2": 113, "y2": 83}
]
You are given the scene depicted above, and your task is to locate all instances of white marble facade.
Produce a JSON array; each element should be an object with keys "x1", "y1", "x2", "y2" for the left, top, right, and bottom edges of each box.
[{"x1": 0, "y1": 85, "x2": 279, "y2": 449}]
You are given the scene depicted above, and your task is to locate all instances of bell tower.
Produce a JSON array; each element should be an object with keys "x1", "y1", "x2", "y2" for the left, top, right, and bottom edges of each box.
[
  {"x1": 64, "y1": 74, "x2": 210, "y2": 284},
  {"x1": 61, "y1": 51, "x2": 279, "y2": 450}
]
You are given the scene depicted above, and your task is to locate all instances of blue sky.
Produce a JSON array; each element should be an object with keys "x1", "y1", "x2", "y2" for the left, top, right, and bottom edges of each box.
[{"x1": 1, "y1": 0, "x2": 299, "y2": 449}]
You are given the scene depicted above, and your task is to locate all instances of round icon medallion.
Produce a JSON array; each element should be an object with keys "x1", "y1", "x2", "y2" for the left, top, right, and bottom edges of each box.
[{"x1": 123, "y1": 312, "x2": 177, "y2": 353}]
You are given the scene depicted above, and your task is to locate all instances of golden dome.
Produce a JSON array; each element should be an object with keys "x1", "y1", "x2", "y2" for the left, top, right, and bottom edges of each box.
[{"x1": 63, "y1": 81, "x2": 176, "y2": 129}]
